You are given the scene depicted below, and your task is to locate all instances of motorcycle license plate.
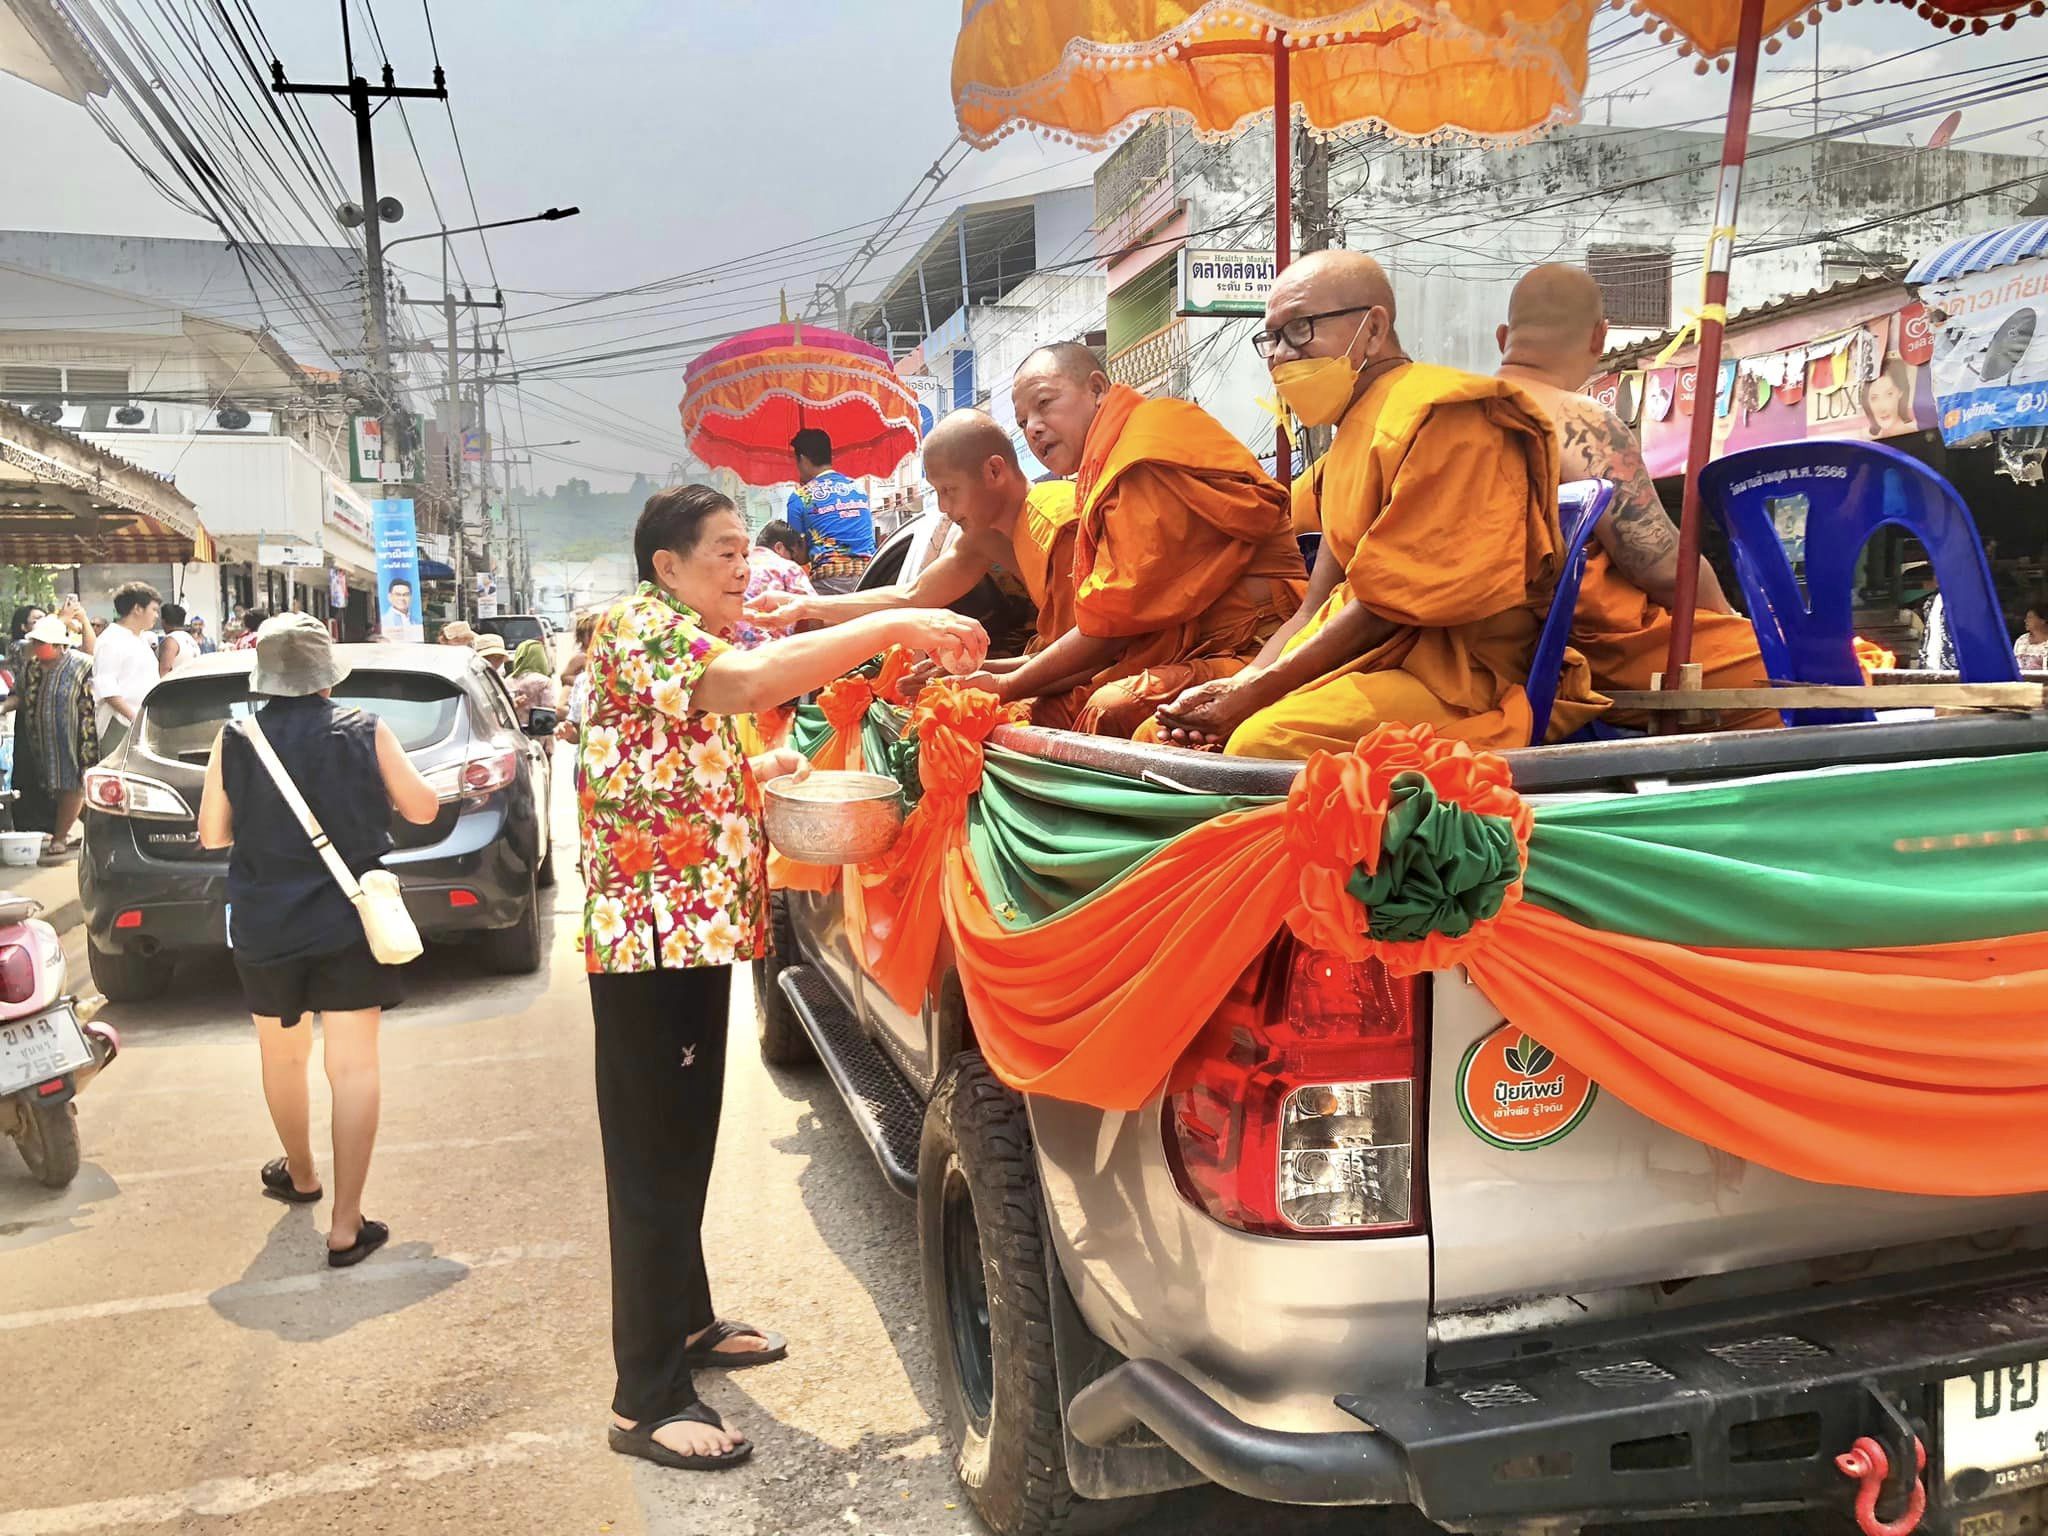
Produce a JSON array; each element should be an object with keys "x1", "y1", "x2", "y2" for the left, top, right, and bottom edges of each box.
[
  {"x1": 1946, "y1": 1361, "x2": 2048, "y2": 1502},
  {"x1": 0, "y1": 1005, "x2": 91, "y2": 1097}
]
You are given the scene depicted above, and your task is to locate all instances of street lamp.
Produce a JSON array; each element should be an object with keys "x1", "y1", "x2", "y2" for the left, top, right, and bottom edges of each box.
[{"x1": 381, "y1": 206, "x2": 579, "y2": 258}]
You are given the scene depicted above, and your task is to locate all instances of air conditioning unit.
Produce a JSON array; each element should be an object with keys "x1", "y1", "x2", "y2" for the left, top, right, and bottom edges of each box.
[
  {"x1": 52, "y1": 405, "x2": 87, "y2": 431},
  {"x1": 99, "y1": 403, "x2": 155, "y2": 431},
  {"x1": 201, "y1": 406, "x2": 273, "y2": 435}
]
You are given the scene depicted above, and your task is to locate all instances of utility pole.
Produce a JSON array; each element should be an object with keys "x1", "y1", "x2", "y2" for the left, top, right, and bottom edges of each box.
[
  {"x1": 399, "y1": 286, "x2": 501, "y2": 617},
  {"x1": 270, "y1": 5, "x2": 446, "y2": 497},
  {"x1": 1294, "y1": 122, "x2": 1337, "y2": 463}
]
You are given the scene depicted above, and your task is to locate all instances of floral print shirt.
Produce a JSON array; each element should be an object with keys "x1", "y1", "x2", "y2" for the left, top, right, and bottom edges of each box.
[{"x1": 577, "y1": 583, "x2": 766, "y2": 974}]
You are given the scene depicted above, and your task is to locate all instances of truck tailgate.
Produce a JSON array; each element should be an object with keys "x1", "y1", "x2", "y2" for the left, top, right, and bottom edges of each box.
[{"x1": 1428, "y1": 968, "x2": 2048, "y2": 1318}]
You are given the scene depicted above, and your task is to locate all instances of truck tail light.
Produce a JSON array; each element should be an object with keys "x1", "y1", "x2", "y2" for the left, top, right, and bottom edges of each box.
[
  {"x1": 0, "y1": 942, "x2": 35, "y2": 1005},
  {"x1": 1166, "y1": 939, "x2": 1426, "y2": 1239},
  {"x1": 83, "y1": 768, "x2": 192, "y2": 820}
]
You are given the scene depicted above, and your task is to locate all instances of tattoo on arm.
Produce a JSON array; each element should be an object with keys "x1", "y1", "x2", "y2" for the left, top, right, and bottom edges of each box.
[{"x1": 1560, "y1": 400, "x2": 1679, "y2": 590}]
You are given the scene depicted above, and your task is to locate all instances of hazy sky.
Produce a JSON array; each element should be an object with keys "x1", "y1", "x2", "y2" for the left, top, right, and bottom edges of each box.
[{"x1": 1, "y1": 3, "x2": 2043, "y2": 487}]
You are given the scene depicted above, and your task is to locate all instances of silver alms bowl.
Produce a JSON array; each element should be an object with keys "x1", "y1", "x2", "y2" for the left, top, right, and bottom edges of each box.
[{"x1": 761, "y1": 771, "x2": 905, "y2": 864}]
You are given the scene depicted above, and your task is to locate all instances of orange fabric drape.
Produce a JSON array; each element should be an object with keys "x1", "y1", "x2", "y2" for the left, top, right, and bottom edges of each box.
[{"x1": 1465, "y1": 905, "x2": 2048, "y2": 1197}]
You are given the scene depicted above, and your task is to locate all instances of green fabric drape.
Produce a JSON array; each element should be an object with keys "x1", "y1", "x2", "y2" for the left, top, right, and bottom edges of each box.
[
  {"x1": 1348, "y1": 773, "x2": 1521, "y2": 943},
  {"x1": 791, "y1": 700, "x2": 2048, "y2": 953},
  {"x1": 968, "y1": 748, "x2": 1274, "y2": 928}
]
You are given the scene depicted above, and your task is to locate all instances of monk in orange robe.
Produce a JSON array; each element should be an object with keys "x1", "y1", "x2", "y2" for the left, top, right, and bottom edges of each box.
[
  {"x1": 743, "y1": 409, "x2": 1086, "y2": 722},
  {"x1": 1153, "y1": 251, "x2": 1603, "y2": 757},
  {"x1": 956, "y1": 343, "x2": 1306, "y2": 737},
  {"x1": 1495, "y1": 265, "x2": 1776, "y2": 731}
]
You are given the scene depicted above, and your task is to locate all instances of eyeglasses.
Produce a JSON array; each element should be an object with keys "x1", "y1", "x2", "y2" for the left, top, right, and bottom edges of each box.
[{"x1": 1251, "y1": 304, "x2": 1377, "y2": 360}]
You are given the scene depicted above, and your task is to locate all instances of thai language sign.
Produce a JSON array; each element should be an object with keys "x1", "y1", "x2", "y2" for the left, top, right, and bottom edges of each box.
[
  {"x1": 1179, "y1": 248, "x2": 1276, "y2": 317},
  {"x1": 371, "y1": 498, "x2": 424, "y2": 642},
  {"x1": 1917, "y1": 256, "x2": 2048, "y2": 444}
]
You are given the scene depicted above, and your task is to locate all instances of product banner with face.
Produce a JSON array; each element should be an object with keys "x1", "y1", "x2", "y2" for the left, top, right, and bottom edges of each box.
[{"x1": 1921, "y1": 256, "x2": 2048, "y2": 444}]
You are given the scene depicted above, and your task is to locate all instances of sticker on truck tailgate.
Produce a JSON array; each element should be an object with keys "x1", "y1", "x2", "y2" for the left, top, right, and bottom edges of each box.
[{"x1": 1457, "y1": 1027, "x2": 1597, "y2": 1150}]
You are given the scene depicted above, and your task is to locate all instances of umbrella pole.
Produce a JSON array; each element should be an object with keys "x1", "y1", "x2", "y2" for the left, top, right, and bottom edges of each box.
[
  {"x1": 1662, "y1": 0, "x2": 1765, "y2": 702},
  {"x1": 1273, "y1": 35, "x2": 1293, "y2": 485}
]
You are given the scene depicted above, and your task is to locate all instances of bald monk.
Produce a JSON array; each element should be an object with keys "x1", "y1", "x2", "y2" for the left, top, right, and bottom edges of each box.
[
  {"x1": 1153, "y1": 251, "x2": 1603, "y2": 757},
  {"x1": 1493, "y1": 264, "x2": 1776, "y2": 731},
  {"x1": 955, "y1": 342, "x2": 1306, "y2": 737},
  {"x1": 742, "y1": 409, "x2": 1090, "y2": 723}
]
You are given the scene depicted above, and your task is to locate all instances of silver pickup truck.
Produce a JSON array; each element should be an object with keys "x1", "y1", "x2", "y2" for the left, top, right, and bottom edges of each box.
[{"x1": 755, "y1": 514, "x2": 2048, "y2": 1536}]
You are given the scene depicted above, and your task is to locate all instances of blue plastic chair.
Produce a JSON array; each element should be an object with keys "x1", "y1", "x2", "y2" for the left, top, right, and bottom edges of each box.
[
  {"x1": 1525, "y1": 479, "x2": 1616, "y2": 746},
  {"x1": 1698, "y1": 440, "x2": 2016, "y2": 725}
]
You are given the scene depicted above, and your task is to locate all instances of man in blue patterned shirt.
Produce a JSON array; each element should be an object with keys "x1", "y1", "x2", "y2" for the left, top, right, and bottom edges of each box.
[{"x1": 784, "y1": 428, "x2": 876, "y2": 594}]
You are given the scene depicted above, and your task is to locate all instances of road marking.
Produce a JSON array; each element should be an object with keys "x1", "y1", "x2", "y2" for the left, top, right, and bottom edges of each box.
[
  {"x1": 105, "y1": 1130, "x2": 547, "y2": 1184},
  {"x1": 0, "y1": 1426, "x2": 582, "y2": 1535},
  {"x1": 0, "y1": 1242, "x2": 583, "y2": 1332}
]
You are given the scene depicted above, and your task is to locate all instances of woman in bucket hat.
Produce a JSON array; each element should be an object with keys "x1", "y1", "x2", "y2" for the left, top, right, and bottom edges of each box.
[{"x1": 197, "y1": 615, "x2": 441, "y2": 1267}]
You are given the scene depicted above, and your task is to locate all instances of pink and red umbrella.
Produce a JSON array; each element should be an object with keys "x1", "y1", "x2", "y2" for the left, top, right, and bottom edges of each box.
[{"x1": 680, "y1": 322, "x2": 923, "y2": 487}]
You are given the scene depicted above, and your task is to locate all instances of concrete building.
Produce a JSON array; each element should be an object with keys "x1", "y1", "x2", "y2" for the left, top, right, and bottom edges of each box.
[
  {"x1": 1092, "y1": 119, "x2": 2048, "y2": 457},
  {"x1": 0, "y1": 258, "x2": 377, "y2": 635}
]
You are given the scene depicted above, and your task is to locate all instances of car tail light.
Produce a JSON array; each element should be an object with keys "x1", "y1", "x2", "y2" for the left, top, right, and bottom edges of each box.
[
  {"x1": 115, "y1": 910, "x2": 144, "y2": 930},
  {"x1": 1166, "y1": 939, "x2": 1426, "y2": 1238},
  {"x1": 0, "y1": 942, "x2": 34, "y2": 1005},
  {"x1": 83, "y1": 767, "x2": 192, "y2": 820},
  {"x1": 447, "y1": 889, "x2": 479, "y2": 908},
  {"x1": 431, "y1": 749, "x2": 520, "y2": 803}
]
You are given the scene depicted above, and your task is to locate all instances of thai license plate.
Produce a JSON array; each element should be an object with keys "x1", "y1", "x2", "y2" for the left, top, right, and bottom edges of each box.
[
  {"x1": 1946, "y1": 1361, "x2": 2048, "y2": 1502},
  {"x1": 0, "y1": 1005, "x2": 92, "y2": 1096}
]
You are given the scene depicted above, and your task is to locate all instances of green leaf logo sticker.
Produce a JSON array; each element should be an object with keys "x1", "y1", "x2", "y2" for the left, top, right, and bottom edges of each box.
[{"x1": 1458, "y1": 1025, "x2": 1598, "y2": 1151}]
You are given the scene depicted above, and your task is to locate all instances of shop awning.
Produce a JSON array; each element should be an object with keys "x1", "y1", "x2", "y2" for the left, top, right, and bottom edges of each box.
[
  {"x1": 418, "y1": 557, "x2": 455, "y2": 582},
  {"x1": 0, "y1": 402, "x2": 213, "y2": 564},
  {"x1": 1908, "y1": 216, "x2": 2048, "y2": 284}
]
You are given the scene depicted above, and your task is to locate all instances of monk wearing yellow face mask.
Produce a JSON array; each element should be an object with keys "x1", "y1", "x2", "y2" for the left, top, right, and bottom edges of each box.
[
  {"x1": 1151, "y1": 250, "x2": 1603, "y2": 757},
  {"x1": 956, "y1": 343, "x2": 1306, "y2": 737}
]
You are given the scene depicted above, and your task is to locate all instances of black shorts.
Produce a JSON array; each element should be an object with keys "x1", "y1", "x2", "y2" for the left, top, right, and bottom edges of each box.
[{"x1": 234, "y1": 937, "x2": 404, "y2": 1027}]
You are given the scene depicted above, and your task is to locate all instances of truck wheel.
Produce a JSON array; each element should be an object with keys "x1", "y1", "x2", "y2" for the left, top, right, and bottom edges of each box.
[
  {"x1": 87, "y1": 938, "x2": 174, "y2": 1003},
  {"x1": 753, "y1": 892, "x2": 814, "y2": 1066},
  {"x1": 920, "y1": 1054, "x2": 1081, "y2": 1536},
  {"x1": 485, "y1": 877, "x2": 544, "y2": 975},
  {"x1": 17, "y1": 1100, "x2": 80, "y2": 1188}
]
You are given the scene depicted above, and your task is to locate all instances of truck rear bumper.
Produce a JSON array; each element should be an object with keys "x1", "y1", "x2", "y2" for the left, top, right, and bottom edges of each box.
[
  {"x1": 1068, "y1": 1358, "x2": 1409, "y2": 1507},
  {"x1": 1343, "y1": 1251, "x2": 2048, "y2": 1531}
]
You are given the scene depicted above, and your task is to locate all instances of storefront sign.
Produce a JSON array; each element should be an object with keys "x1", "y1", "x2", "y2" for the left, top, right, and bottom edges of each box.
[
  {"x1": 1179, "y1": 247, "x2": 1277, "y2": 317},
  {"x1": 349, "y1": 414, "x2": 425, "y2": 484},
  {"x1": 1898, "y1": 301, "x2": 1934, "y2": 366},
  {"x1": 1917, "y1": 256, "x2": 2048, "y2": 443},
  {"x1": 257, "y1": 542, "x2": 324, "y2": 569},
  {"x1": 371, "y1": 498, "x2": 425, "y2": 642},
  {"x1": 325, "y1": 486, "x2": 370, "y2": 541}
]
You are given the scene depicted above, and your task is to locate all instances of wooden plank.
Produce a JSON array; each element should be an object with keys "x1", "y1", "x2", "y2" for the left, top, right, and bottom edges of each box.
[{"x1": 1606, "y1": 683, "x2": 2048, "y2": 711}]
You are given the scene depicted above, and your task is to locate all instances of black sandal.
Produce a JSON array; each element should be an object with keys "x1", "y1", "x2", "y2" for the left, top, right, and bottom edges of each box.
[
  {"x1": 685, "y1": 1318, "x2": 787, "y2": 1370},
  {"x1": 326, "y1": 1218, "x2": 389, "y2": 1268},
  {"x1": 608, "y1": 1401, "x2": 752, "y2": 1471},
  {"x1": 260, "y1": 1157, "x2": 322, "y2": 1204}
]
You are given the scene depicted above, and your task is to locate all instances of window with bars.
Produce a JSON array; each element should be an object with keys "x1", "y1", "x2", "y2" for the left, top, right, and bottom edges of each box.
[
  {"x1": 1585, "y1": 246, "x2": 1674, "y2": 329},
  {"x1": 0, "y1": 364, "x2": 131, "y2": 403},
  {"x1": 1107, "y1": 257, "x2": 1178, "y2": 357}
]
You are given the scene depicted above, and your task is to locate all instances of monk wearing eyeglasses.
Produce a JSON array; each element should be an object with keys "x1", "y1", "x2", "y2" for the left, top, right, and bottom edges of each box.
[
  {"x1": 950, "y1": 342, "x2": 1306, "y2": 738},
  {"x1": 1150, "y1": 249, "x2": 1605, "y2": 757}
]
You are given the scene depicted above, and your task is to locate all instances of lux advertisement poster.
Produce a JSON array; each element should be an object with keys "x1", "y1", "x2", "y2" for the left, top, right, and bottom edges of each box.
[
  {"x1": 371, "y1": 498, "x2": 424, "y2": 642},
  {"x1": 1918, "y1": 256, "x2": 2048, "y2": 443}
]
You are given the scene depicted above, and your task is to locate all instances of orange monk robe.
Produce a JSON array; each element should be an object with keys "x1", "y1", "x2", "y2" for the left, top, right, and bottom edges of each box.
[
  {"x1": 996, "y1": 480, "x2": 1089, "y2": 731},
  {"x1": 1067, "y1": 385, "x2": 1308, "y2": 738},
  {"x1": 1226, "y1": 363, "x2": 1605, "y2": 758},
  {"x1": 1574, "y1": 553, "x2": 1780, "y2": 731}
]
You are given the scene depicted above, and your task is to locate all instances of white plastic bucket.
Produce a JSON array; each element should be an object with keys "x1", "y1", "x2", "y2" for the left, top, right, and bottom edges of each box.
[{"x1": 0, "y1": 831, "x2": 44, "y2": 867}]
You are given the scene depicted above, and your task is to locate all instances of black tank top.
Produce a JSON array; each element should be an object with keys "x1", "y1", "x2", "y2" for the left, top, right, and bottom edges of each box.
[{"x1": 221, "y1": 697, "x2": 393, "y2": 964}]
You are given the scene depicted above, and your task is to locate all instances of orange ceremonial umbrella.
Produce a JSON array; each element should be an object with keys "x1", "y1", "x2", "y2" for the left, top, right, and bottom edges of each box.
[{"x1": 952, "y1": 0, "x2": 2042, "y2": 679}]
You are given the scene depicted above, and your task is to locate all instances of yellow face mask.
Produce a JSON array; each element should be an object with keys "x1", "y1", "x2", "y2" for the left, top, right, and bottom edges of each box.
[{"x1": 1269, "y1": 310, "x2": 1378, "y2": 428}]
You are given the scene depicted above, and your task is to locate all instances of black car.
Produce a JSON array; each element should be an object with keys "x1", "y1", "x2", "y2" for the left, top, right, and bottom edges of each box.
[
  {"x1": 79, "y1": 644, "x2": 556, "y2": 1000},
  {"x1": 472, "y1": 614, "x2": 549, "y2": 653}
]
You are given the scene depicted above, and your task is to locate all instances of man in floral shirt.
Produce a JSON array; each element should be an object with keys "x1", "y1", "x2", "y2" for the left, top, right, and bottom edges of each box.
[{"x1": 579, "y1": 483, "x2": 988, "y2": 1475}]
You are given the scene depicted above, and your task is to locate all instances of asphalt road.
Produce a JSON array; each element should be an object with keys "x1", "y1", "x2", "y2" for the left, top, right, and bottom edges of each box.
[{"x1": 0, "y1": 784, "x2": 1853, "y2": 1536}]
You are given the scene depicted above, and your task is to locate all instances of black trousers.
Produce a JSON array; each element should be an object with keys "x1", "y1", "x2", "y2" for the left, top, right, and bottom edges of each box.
[{"x1": 588, "y1": 962, "x2": 732, "y2": 1422}]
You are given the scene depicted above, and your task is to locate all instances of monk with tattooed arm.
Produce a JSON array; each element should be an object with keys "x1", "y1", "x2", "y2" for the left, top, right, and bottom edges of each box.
[{"x1": 1495, "y1": 263, "x2": 1777, "y2": 732}]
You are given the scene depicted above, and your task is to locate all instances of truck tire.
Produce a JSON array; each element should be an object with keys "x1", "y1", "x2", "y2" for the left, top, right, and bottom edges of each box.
[
  {"x1": 87, "y1": 938, "x2": 174, "y2": 1003},
  {"x1": 17, "y1": 1099, "x2": 80, "y2": 1188},
  {"x1": 753, "y1": 892, "x2": 814, "y2": 1067},
  {"x1": 919, "y1": 1054, "x2": 1084, "y2": 1536},
  {"x1": 484, "y1": 876, "x2": 544, "y2": 975}
]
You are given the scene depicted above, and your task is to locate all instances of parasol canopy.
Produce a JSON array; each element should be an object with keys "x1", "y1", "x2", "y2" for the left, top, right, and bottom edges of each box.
[{"x1": 680, "y1": 322, "x2": 924, "y2": 487}]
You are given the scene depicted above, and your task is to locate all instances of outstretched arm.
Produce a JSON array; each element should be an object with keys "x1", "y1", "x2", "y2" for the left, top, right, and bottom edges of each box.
[
  {"x1": 1563, "y1": 399, "x2": 1734, "y2": 615},
  {"x1": 745, "y1": 534, "x2": 995, "y2": 630}
]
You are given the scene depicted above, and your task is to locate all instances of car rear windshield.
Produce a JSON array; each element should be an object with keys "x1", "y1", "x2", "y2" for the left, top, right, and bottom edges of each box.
[
  {"x1": 475, "y1": 616, "x2": 544, "y2": 651},
  {"x1": 141, "y1": 671, "x2": 464, "y2": 764}
]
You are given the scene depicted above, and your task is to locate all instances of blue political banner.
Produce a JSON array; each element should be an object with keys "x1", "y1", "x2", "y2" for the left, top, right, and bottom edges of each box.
[{"x1": 371, "y1": 498, "x2": 424, "y2": 641}]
